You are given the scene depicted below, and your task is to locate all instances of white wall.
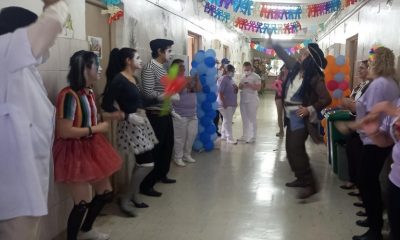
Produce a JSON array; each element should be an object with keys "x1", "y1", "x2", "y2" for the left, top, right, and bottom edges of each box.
[{"x1": 318, "y1": 0, "x2": 400, "y2": 64}]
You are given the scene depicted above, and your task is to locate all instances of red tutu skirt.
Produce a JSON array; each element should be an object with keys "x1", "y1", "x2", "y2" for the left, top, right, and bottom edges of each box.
[{"x1": 53, "y1": 134, "x2": 122, "y2": 183}]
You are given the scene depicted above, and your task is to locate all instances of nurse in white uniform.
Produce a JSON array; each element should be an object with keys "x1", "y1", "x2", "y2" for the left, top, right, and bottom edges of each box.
[
  {"x1": 0, "y1": 1, "x2": 68, "y2": 240},
  {"x1": 238, "y1": 62, "x2": 262, "y2": 143}
]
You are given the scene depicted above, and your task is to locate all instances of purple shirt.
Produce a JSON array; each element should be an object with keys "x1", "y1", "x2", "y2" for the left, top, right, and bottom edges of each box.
[
  {"x1": 173, "y1": 89, "x2": 197, "y2": 117},
  {"x1": 217, "y1": 76, "x2": 237, "y2": 108},
  {"x1": 380, "y1": 99, "x2": 400, "y2": 188},
  {"x1": 356, "y1": 76, "x2": 399, "y2": 145}
]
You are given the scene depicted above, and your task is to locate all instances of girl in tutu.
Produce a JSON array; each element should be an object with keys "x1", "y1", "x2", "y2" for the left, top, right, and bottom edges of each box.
[
  {"x1": 102, "y1": 48, "x2": 158, "y2": 217},
  {"x1": 53, "y1": 50, "x2": 122, "y2": 240}
]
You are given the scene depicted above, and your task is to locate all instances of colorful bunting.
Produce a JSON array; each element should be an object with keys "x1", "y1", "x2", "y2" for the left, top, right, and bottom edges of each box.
[
  {"x1": 204, "y1": 2, "x2": 231, "y2": 23},
  {"x1": 250, "y1": 39, "x2": 313, "y2": 56},
  {"x1": 235, "y1": 17, "x2": 302, "y2": 34},
  {"x1": 207, "y1": 0, "x2": 254, "y2": 16},
  {"x1": 307, "y1": 0, "x2": 342, "y2": 18},
  {"x1": 260, "y1": 4, "x2": 302, "y2": 20}
]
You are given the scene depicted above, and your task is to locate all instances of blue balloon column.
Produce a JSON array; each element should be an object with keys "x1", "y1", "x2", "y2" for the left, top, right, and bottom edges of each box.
[{"x1": 191, "y1": 49, "x2": 218, "y2": 152}]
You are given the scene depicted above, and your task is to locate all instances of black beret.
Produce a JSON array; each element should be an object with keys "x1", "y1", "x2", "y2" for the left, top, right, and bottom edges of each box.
[
  {"x1": 150, "y1": 39, "x2": 174, "y2": 52},
  {"x1": 0, "y1": 7, "x2": 38, "y2": 35},
  {"x1": 308, "y1": 43, "x2": 327, "y2": 69}
]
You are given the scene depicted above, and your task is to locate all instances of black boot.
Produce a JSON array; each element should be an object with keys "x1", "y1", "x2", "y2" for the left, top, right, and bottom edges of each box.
[
  {"x1": 81, "y1": 191, "x2": 113, "y2": 232},
  {"x1": 352, "y1": 229, "x2": 382, "y2": 240},
  {"x1": 67, "y1": 201, "x2": 88, "y2": 240},
  {"x1": 285, "y1": 179, "x2": 309, "y2": 188}
]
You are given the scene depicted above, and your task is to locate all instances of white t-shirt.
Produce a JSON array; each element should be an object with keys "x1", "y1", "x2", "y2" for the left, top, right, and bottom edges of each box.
[
  {"x1": 239, "y1": 72, "x2": 261, "y2": 103},
  {"x1": 0, "y1": 28, "x2": 55, "y2": 220}
]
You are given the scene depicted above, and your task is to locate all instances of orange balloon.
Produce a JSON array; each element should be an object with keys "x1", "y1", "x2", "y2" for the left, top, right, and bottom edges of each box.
[
  {"x1": 326, "y1": 55, "x2": 336, "y2": 66},
  {"x1": 344, "y1": 88, "x2": 351, "y2": 97}
]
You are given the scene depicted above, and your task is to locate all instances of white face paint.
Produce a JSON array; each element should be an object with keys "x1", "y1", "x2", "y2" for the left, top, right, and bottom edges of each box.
[
  {"x1": 244, "y1": 71, "x2": 251, "y2": 76},
  {"x1": 165, "y1": 47, "x2": 173, "y2": 61},
  {"x1": 133, "y1": 52, "x2": 143, "y2": 69}
]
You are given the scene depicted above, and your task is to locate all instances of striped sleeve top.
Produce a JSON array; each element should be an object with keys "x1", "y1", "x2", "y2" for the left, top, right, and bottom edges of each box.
[
  {"x1": 141, "y1": 59, "x2": 167, "y2": 108},
  {"x1": 56, "y1": 87, "x2": 98, "y2": 128}
]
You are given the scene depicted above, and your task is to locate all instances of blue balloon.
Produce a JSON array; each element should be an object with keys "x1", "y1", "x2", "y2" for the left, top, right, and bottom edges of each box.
[
  {"x1": 197, "y1": 109, "x2": 205, "y2": 118},
  {"x1": 212, "y1": 102, "x2": 218, "y2": 110},
  {"x1": 199, "y1": 75, "x2": 207, "y2": 85},
  {"x1": 206, "y1": 92, "x2": 217, "y2": 102},
  {"x1": 333, "y1": 89, "x2": 343, "y2": 99},
  {"x1": 204, "y1": 57, "x2": 216, "y2": 68},
  {"x1": 206, "y1": 67, "x2": 217, "y2": 78},
  {"x1": 206, "y1": 76, "x2": 215, "y2": 85},
  {"x1": 334, "y1": 72, "x2": 345, "y2": 82},
  {"x1": 200, "y1": 132, "x2": 210, "y2": 143},
  {"x1": 203, "y1": 86, "x2": 211, "y2": 93},
  {"x1": 191, "y1": 61, "x2": 199, "y2": 69},
  {"x1": 206, "y1": 124, "x2": 216, "y2": 134},
  {"x1": 336, "y1": 55, "x2": 346, "y2": 66},
  {"x1": 193, "y1": 139, "x2": 203, "y2": 151},
  {"x1": 206, "y1": 110, "x2": 217, "y2": 119},
  {"x1": 204, "y1": 141, "x2": 214, "y2": 151},
  {"x1": 202, "y1": 101, "x2": 212, "y2": 111},
  {"x1": 205, "y1": 49, "x2": 216, "y2": 58},
  {"x1": 197, "y1": 93, "x2": 206, "y2": 102},
  {"x1": 195, "y1": 52, "x2": 205, "y2": 63},
  {"x1": 190, "y1": 68, "x2": 198, "y2": 76},
  {"x1": 211, "y1": 133, "x2": 218, "y2": 141},
  {"x1": 200, "y1": 116, "x2": 211, "y2": 126},
  {"x1": 198, "y1": 125, "x2": 205, "y2": 133},
  {"x1": 197, "y1": 63, "x2": 208, "y2": 74},
  {"x1": 210, "y1": 84, "x2": 217, "y2": 93}
]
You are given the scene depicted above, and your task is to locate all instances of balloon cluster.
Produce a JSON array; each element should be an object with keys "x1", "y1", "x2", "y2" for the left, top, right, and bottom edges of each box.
[
  {"x1": 160, "y1": 64, "x2": 188, "y2": 115},
  {"x1": 324, "y1": 55, "x2": 351, "y2": 107},
  {"x1": 191, "y1": 49, "x2": 218, "y2": 152}
]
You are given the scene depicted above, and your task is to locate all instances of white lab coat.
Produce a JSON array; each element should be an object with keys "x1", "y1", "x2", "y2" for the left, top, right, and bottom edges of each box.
[{"x1": 0, "y1": 1, "x2": 68, "y2": 220}]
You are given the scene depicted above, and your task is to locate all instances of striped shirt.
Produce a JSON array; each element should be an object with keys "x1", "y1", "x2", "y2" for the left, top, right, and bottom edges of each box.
[
  {"x1": 141, "y1": 59, "x2": 167, "y2": 109},
  {"x1": 56, "y1": 87, "x2": 98, "y2": 128}
]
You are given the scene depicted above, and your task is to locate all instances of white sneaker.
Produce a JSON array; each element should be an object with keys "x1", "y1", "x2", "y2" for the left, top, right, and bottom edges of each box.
[
  {"x1": 183, "y1": 155, "x2": 196, "y2": 163},
  {"x1": 227, "y1": 139, "x2": 238, "y2": 145},
  {"x1": 78, "y1": 229, "x2": 110, "y2": 240},
  {"x1": 220, "y1": 137, "x2": 227, "y2": 141},
  {"x1": 174, "y1": 159, "x2": 186, "y2": 167},
  {"x1": 246, "y1": 138, "x2": 256, "y2": 144}
]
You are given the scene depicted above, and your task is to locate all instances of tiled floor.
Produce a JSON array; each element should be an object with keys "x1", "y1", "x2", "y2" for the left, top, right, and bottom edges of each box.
[{"x1": 92, "y1": 92, "x2": 370, "y2": 240}]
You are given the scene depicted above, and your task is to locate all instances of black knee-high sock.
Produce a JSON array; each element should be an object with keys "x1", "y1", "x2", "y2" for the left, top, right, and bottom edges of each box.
[
  {"x1": 81, "y1": 191, "x2": 113, "y2": 232},
  {"x1": 67, "y1": 201, "x2": 88, "y2": 240}
]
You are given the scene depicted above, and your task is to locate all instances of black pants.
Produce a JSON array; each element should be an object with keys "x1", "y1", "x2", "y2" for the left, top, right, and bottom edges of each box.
[
  {"x1": 359, "y1": 144, "x2": 392, "y2": 232},
  {"x1": 388, "y1": 180, "x2": 400, "y2": 240},
  {"x1": 135, "y1": 150, "x2": 154, "y2": 165},
  {"x1": 140, "y1": 112, "x2": 174, "y2": 190},
  {"x1": 346, "y1": 132, "x2": 363, "y2": 184},
  {"x1": 214, "y1": 110, "x2": 223, "y2": 133},
  {"x1": 285, "y1": 122, "x2": 314, "y2": 184}
]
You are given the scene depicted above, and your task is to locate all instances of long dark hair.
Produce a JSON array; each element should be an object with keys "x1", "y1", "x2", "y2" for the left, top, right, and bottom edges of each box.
[
  {"x1": 284, "y1": 56, "x2": 324, "y2": 98},
  {"x1": 104, "y1": 48, "x2": 136, "y2": 94},
  {"x1": 67, "y1": 50, "x2": 97, "y2": 91}
]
